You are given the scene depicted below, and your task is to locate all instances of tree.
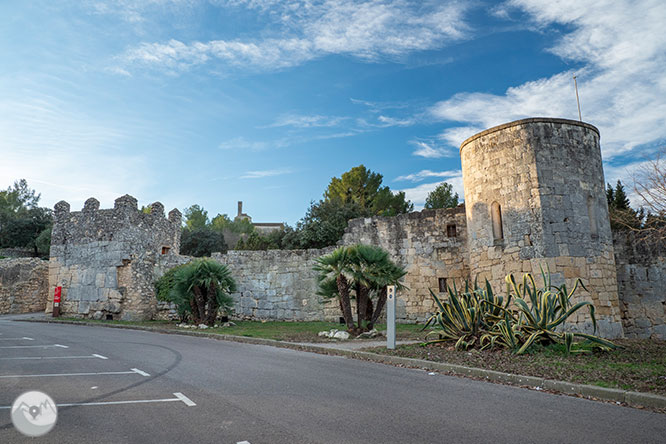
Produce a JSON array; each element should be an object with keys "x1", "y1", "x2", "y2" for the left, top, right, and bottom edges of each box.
[
  {"x1": 314, "y1": 245, "x2": 406, "y2": 334},
  {"x1": 0, "y1": 180, "x2": 52, "y2": 256},
  {"x1": 34, "y1": 227, "x2": 52, "y2": 257},
  {"x1": 424, "y1": 182, "x2": 459, "y2": 209},
  {"x1": 234, "y1": 230, "x2": 283, "y2": 250},
  {"x1": 161, "y1": 259, "x2": 236, "y2": 326},
  {"x1": 284, "y1": 166, "x2": 413, "y2": 249},
  {"x1": 324, "y1": 165, "x2": 413, "y2": 216},
  {"x1": 180, "y1": 227, "x2": 227, "y2": 257},
  {"x1": 288, "y1": 200, "x2": 365, "y2": 249},
  {"x1": 0, "y1": 179, "x2": 40, "y2": 214},
  {"x1": 183, "y1": 204, "x2": 209, "y2": 230},
  {"x1": 606, "y1": 180, "x2": 641, "y2": 230}
]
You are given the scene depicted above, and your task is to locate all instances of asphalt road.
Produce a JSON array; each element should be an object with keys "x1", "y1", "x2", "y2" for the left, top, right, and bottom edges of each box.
[{"x1": 0, "y1": 318, "x2": 664, "y2": 444}]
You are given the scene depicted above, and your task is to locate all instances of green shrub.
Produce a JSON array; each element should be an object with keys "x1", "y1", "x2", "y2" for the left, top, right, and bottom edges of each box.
[
  {"x1": 155, "y1": 264, "x2": 187, "y2": 302},
  {"x1": 155, "y1": 259, "x2": 236, "y2": 325},
  {"x1": 314, "y1": 244, "x2": 407, "y2": 334},
  {"x1": 424, "y1": 268, "x2": 616, "y2": 354}
]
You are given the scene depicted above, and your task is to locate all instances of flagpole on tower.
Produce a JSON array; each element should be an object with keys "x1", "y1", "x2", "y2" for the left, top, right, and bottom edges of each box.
[{"x1": 573, "y1": 74, "x2": 582, "y2": 122}]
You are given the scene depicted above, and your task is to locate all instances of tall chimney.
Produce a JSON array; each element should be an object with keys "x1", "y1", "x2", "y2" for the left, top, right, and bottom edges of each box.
[{"x1": 237, "y1": 201, "x2": 243, "y2": 217}]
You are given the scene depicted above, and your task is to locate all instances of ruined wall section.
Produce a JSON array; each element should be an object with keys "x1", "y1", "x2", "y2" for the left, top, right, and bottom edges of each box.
[
  {"x1": 613, "y1": 232, "x2": 666, "y2": 339},
  {"x1": 0, "y1": 258, "x2": 48, "y2": 314},
  {"x1": 154, "y1": 249, "x2": 339, "y2": 322},
  {"x1": 461, "y1": 118, "x2": 623, "y2": 338},
  {"x1": 48, "y1": 195, "x2": 182, "y2": 321},
  {"x1": 341, "y1": 207, "x2": 469, "y2": 322},
  {"x1": 0, "y1": 248, "x2": 37, "y2": 258},
  {"x1": 212, "y1": 248, "x2": 339, "y2": 321}
]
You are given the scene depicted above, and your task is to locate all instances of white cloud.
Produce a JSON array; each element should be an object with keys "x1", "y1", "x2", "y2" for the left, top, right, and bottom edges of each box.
[
  {"x1": 411, "y1": 141, "x2": 444, "y2": 158},
  {"x1": 267, "y1": 114, "x2": 346, "y2": 128},
  {"x1": 396, "y1": 169, "x2": 463, "y2": 209},
  {"x1": 218, "y1": 136, "x2": 288, "y2": 151},
  {"x1": 409, "y1": 138, "x2": 458, "y2": 158},
  {"x1": 395, "y1": 169, "x2": 462, "y2": 182},
  {"x1": 86, "y1": 0, "x2": 197, "y2": 23},
  {"x1": 240, "y1": 168, "x2": 292, "y2": 179},
  {"x1": 377, "y1": 115, "x2": 415, "y2": 127},
  {"x1": 119, "y1": 1, "x2": 471, "y2": 72},
  {"x1": 400, "y1": 176, "x2": 464, "y2": 210},
  {"x1": 437, "y1": 125, "x2": 484, "y2": 149},
  {"x1": 430, "y1": 0, "x2": 666, "y2": 159}
]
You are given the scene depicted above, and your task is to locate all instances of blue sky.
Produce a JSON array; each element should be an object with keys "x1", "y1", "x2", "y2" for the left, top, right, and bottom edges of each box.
[{"x1": 1, "y1": 0, "x2": 665, "y2": 225}]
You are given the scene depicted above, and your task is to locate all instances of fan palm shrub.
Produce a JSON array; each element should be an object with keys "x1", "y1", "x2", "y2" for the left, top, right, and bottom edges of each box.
[
  {"x1": 156, "y1": 258, "x2": 236, "y2": 326},
  {"x1": 314, "y1": 244, "x2": 406, "y2": 334}
]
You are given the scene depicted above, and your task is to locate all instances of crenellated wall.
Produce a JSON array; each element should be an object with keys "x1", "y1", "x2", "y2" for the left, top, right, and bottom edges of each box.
[
  {"x1": 25, "y1": 118, "x2": 663, "y2": 339},
  {"x1": 48, "y1": 195, "x2": 182, "y2": 321}
]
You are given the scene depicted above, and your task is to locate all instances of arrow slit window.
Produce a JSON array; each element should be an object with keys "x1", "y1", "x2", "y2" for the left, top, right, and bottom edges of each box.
[{"x1": 491, "y1": 201, "x2": 503, "y2": 241}]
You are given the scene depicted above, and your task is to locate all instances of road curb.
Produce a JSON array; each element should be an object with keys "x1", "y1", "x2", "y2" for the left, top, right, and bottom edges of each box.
[{"x1": 18, "y1": 318, "x2": 666, "y2": 410}]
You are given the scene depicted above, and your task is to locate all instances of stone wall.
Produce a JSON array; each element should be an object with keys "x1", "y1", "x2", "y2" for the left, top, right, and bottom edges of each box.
[
  {"x1": 0, "y1": 258, "x2": 49, "y2": 314},
  {"x1": 213, "y1": 249, "x2": 339, "y2": 321},
  {"x1": 0, "y1": 248, "x2": 37, "y2": 258},
  {"x1": 153, "y1": 249, "x2": 340, "y2": 322},
  {"x1": 48, "y1": 195, "x2": 182, "y2": 321},
  {"x1": 460, "y1": 118, "x2": 623, "y2": 338},
  {"x1": 341, "y1": 206, "x2": 469, "y2": 322},
  {"x1": 613, "y1": 232, "x2": 666, "y2": 339},
  {"x1": 34, "y1": 118, "x2": 665, "y2": 338}
]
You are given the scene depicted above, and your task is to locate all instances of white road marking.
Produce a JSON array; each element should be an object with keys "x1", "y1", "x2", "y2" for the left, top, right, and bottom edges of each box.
[
  {"x1": 0, "y1": 337, "x2": 33, "y2": 341},
  {"x1": 0, "y1": 355, "x2": 107, "y2": 361},
  {"x1": 237, "y1": 441, "x2": 251, "y2": 444},
  {"x1": 173, "y1": 392, "x2": 196, "y2": 406},
  {"x1": 92, "y1": 354, "x2": 108, "y2": 359},
  {"x1": 0, "y1": 369, "x2": 150, "y2": 379},
  {"x1": 0, "y1": 393, "x2": 196, "y2": 409},
  {"x1": 54, "y1": 344, "x2": 69, "y2": 348},
  {"x1": 0, "y1": 344, "x2": 68, "y2": 349}
]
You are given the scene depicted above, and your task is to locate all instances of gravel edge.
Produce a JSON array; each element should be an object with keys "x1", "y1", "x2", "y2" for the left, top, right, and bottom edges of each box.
[{"x1": 19, "y1": 318, "x2": 666, "y2": 410}]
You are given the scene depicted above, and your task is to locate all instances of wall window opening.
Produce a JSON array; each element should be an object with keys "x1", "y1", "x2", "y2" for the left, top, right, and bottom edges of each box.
[
  {"x1": 446, "y1": 224, "x2": 457, "y2": 238},
  {"x1": 438, "y1": 277, "x2": 448, "y2": 293},
  {"x1": 587, "y1": 196, "x2": 598, "y2": 238},
  {"x1": 491, "y1": 202, "x2": 504, "y2": 241},
  {"x1": 161, "y1": 246, "x2": 170, "y2": 255}
]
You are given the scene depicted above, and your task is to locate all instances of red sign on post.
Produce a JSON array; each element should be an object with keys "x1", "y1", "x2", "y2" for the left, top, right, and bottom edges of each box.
[{"x1": 53, "y1": 286, "x2": 62, "y2": 317}]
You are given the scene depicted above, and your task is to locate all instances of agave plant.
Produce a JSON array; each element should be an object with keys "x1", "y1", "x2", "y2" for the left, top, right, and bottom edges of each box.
[
  {"x1": 423, "y1": 279, "x2": 511, "y2": 350},
  {"x1": 505, "y1": 268, "x2": 616, "y2": 354},
  {"x1": 424, "y1": 268, "x2": 617, "y2": 354}
]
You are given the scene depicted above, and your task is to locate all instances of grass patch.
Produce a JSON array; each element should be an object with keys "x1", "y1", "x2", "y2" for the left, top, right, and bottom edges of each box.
[
  {"x1": 206, "y1": 321, "x2": 424, "y2": 342},
  {"x1": 55, "y1": 318, "x2": 426, "y2": 342},
  {"x1": 365, "y1": 338, "x2": 666, "y2": 396}
]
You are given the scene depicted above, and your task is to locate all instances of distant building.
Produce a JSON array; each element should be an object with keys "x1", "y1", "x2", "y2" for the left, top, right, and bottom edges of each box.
[{"x1": 234, "y1": 201, "x2": 284, "y2": 233}]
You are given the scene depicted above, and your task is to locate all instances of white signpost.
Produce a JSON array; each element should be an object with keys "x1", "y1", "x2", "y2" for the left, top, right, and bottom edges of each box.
[{"x1": 386, "y1": 285, "x2": 396, "y2": 350}]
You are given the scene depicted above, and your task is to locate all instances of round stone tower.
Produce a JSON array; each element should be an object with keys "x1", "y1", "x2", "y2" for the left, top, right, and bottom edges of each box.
[{"x1": 460, "y1": 117, "x2": 623, "y2": 338}]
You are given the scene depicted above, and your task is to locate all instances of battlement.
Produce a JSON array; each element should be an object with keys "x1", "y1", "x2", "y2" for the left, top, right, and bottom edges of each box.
[
  {"x1": 52, "y1": 195, "x2": 182, "y2": 247},
  {"x1": 48, "y1": 195, "x2": 182, "y2": 321}
]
